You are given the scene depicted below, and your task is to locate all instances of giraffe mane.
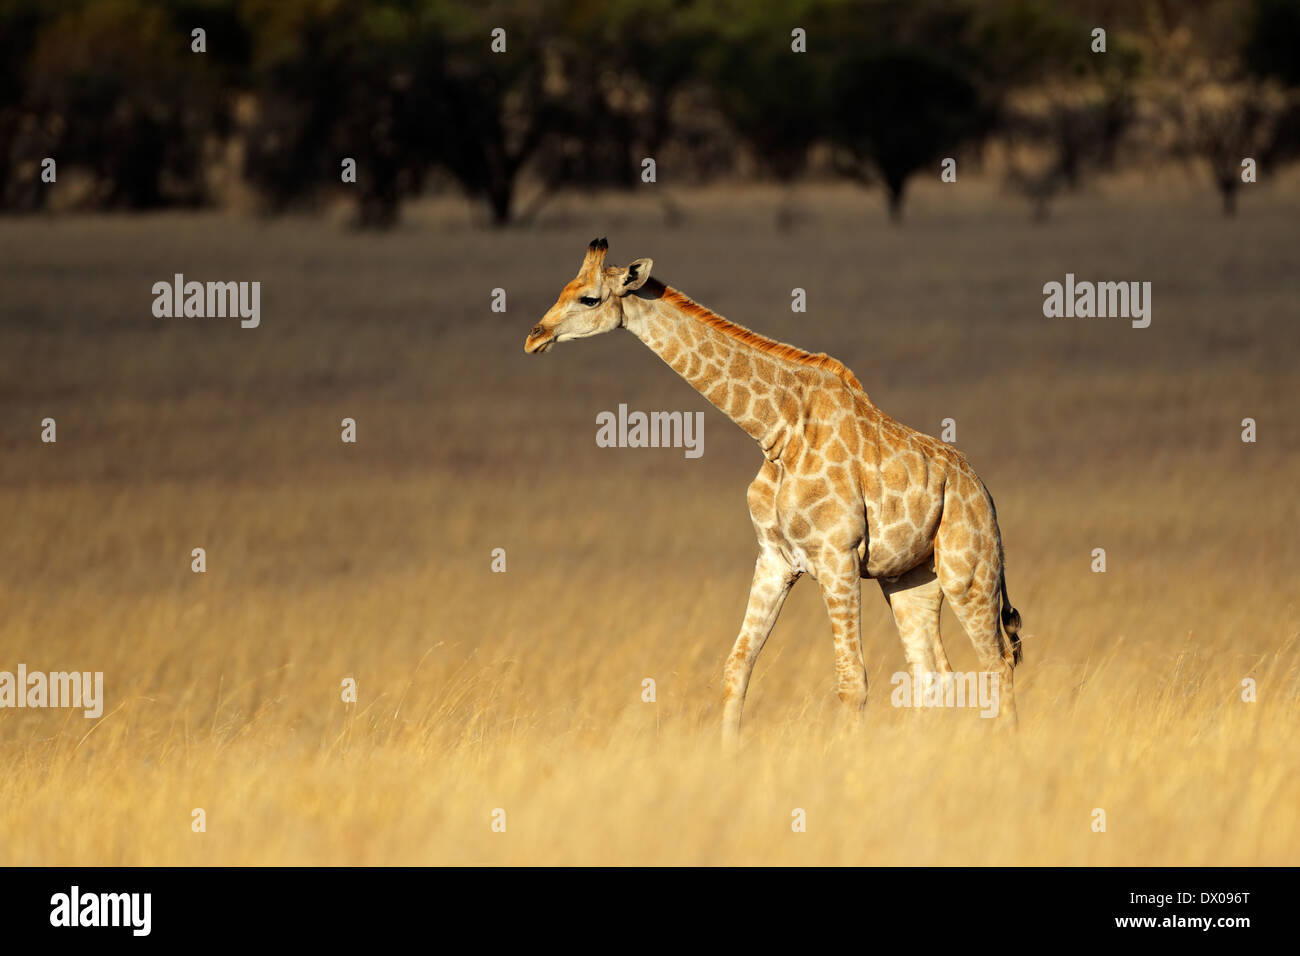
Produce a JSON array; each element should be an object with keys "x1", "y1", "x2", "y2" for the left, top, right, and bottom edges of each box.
[{"x1": 659, "y1": 286, "x2": 865, "y2": 392}]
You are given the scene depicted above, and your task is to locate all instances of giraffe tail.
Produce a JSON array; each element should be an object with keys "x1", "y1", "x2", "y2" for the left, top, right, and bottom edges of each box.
[{"x1": 999, "y1": 569, "x2": 1023, "y2": 666}]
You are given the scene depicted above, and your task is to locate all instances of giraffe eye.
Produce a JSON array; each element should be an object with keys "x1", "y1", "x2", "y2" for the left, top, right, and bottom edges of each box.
[{"x1": 579, "y1": 295, "x2": 600, "y2": 307}]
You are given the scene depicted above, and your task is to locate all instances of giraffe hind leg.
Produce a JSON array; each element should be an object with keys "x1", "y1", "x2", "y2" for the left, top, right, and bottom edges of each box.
[
  {"x1": 936, "y1": 552, "x2": 1017, "y2": 725},
  {"x1": 879, "y1": 564, "x2": 951, "y2": 685}
]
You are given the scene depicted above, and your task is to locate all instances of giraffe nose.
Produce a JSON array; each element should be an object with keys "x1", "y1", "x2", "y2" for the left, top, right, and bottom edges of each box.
[{"x1": 530, "y1": 325, "x2": 546, "y2": 338}]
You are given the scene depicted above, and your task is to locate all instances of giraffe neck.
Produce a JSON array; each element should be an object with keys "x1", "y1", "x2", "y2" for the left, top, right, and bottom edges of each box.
[{"x1": 622, "y1": 283, "x2": 810, "y2": 458}]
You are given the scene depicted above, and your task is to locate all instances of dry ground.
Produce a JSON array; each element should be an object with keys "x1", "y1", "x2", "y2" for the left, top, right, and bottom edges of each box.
[{"x1": 0, "y1": 179, "x2": 1297, "y2": 865}]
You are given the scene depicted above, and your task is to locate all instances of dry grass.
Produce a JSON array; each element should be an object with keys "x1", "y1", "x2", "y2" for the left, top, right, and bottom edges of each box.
[{"x1": 0, "y1": 179, "x2": 1297, "y2": 865}]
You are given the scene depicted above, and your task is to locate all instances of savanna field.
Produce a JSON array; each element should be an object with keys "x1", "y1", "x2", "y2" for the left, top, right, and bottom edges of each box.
[{"x1": 1, "y1": 179, "x2": 1297, "y2": 865}]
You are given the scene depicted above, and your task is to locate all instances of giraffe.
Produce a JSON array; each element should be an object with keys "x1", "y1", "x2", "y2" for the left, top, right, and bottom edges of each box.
[{"x1": 525, "y1": 239, "x2": 1023, "y2": 745}]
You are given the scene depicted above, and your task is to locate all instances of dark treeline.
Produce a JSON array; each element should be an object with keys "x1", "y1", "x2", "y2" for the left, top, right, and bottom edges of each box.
[{"x1": 1, "y1": 0, "x2": 1298, "y2": 225}]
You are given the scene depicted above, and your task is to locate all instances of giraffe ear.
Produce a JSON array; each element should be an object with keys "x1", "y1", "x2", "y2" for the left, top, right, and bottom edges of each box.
[{"x1": 612, "y1": 257, "x2": 653, "y2": 295}]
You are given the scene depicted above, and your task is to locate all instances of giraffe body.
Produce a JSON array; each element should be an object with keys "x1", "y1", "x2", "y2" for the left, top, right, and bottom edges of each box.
[{"x1": 526, "y1": 240, "x2": 1023, "y2": 744}]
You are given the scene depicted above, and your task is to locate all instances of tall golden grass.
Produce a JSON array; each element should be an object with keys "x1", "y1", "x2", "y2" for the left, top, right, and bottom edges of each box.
[{"x1": 1, "y1": 181, "x2": 1296, "y2": 864}]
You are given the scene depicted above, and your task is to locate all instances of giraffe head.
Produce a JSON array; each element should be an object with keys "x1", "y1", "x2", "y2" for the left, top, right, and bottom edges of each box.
[{"x1": 524, "y1": 237, "x2": 653, "y2": 354}]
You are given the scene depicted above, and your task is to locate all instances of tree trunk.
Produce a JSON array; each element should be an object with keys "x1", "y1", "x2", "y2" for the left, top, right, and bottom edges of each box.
[
  {"x1": 356, "y1": 192, "x2": 399, "y2": 230},
  {"x1": 886, "y1": 182, "x2": 905, "y2": 224},
  {"x1": 487, "y1": 177, "x2": 513, "y2": 227},
  {"x1": 1219, "y1": 179, "x2": 1238, "y2": 217},
  {"x1": 775, "y1": 181, "x2": 798, "y2": 233}
]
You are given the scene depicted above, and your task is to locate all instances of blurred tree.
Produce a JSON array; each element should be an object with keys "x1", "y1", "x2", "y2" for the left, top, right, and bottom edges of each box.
[
  {"x1": 830, "y1": 46, "x2": 989, "y2": 222},
  {"x1": 1243, "y1": 0, "x2": 1300, "y2": 87},
  {"x1": 1165, "y1": 80, "x2": 1289, "y2": 216},
  {"x1": 0, "y1": 0, "x2": 55, "y2": 210},
  {"x1": 15, "y1": 0, "x2": 232, "y2": 210},
  {"x1": 705, "y1": 0, "x2": 831, "y2": 229},
  {"x1": 241, "y1": 1, "x2": 415, "y2": 226},
  {"x1": 1242, "y1": 0, "x2": 1300, "y2": 170},
  {"x1": 1144, "y1": 0, "x2": 1298, "y2": 216},
  {"x1": 971, "y1": 0, "x2": 1139, "y2": 219},
  {"x1": 521, "y1": 0, "x2": 717, "y2": 225},
  {"x1": 425, "y1": 1, "x2": 560, "y2": 227},
  {"x1": 816, "y1": 0, "x2": 997, "y2": 222},
  {"x1": 241, "y1": 0, "x2": 561, "y2": 227}
]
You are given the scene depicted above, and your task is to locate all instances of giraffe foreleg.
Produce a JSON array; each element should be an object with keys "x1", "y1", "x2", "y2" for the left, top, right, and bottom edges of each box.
[
  {"x1": 722, "y1": 548, "x2": 798, "y2": 748},
  {"x1": 817, "y1": 551, "x2": 868, "y2": 724}
]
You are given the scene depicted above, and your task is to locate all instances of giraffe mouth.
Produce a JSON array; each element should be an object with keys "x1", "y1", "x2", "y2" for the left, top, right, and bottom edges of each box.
[{"x1": 524, "y1": 334, "x2": 554, "y2": 354}]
